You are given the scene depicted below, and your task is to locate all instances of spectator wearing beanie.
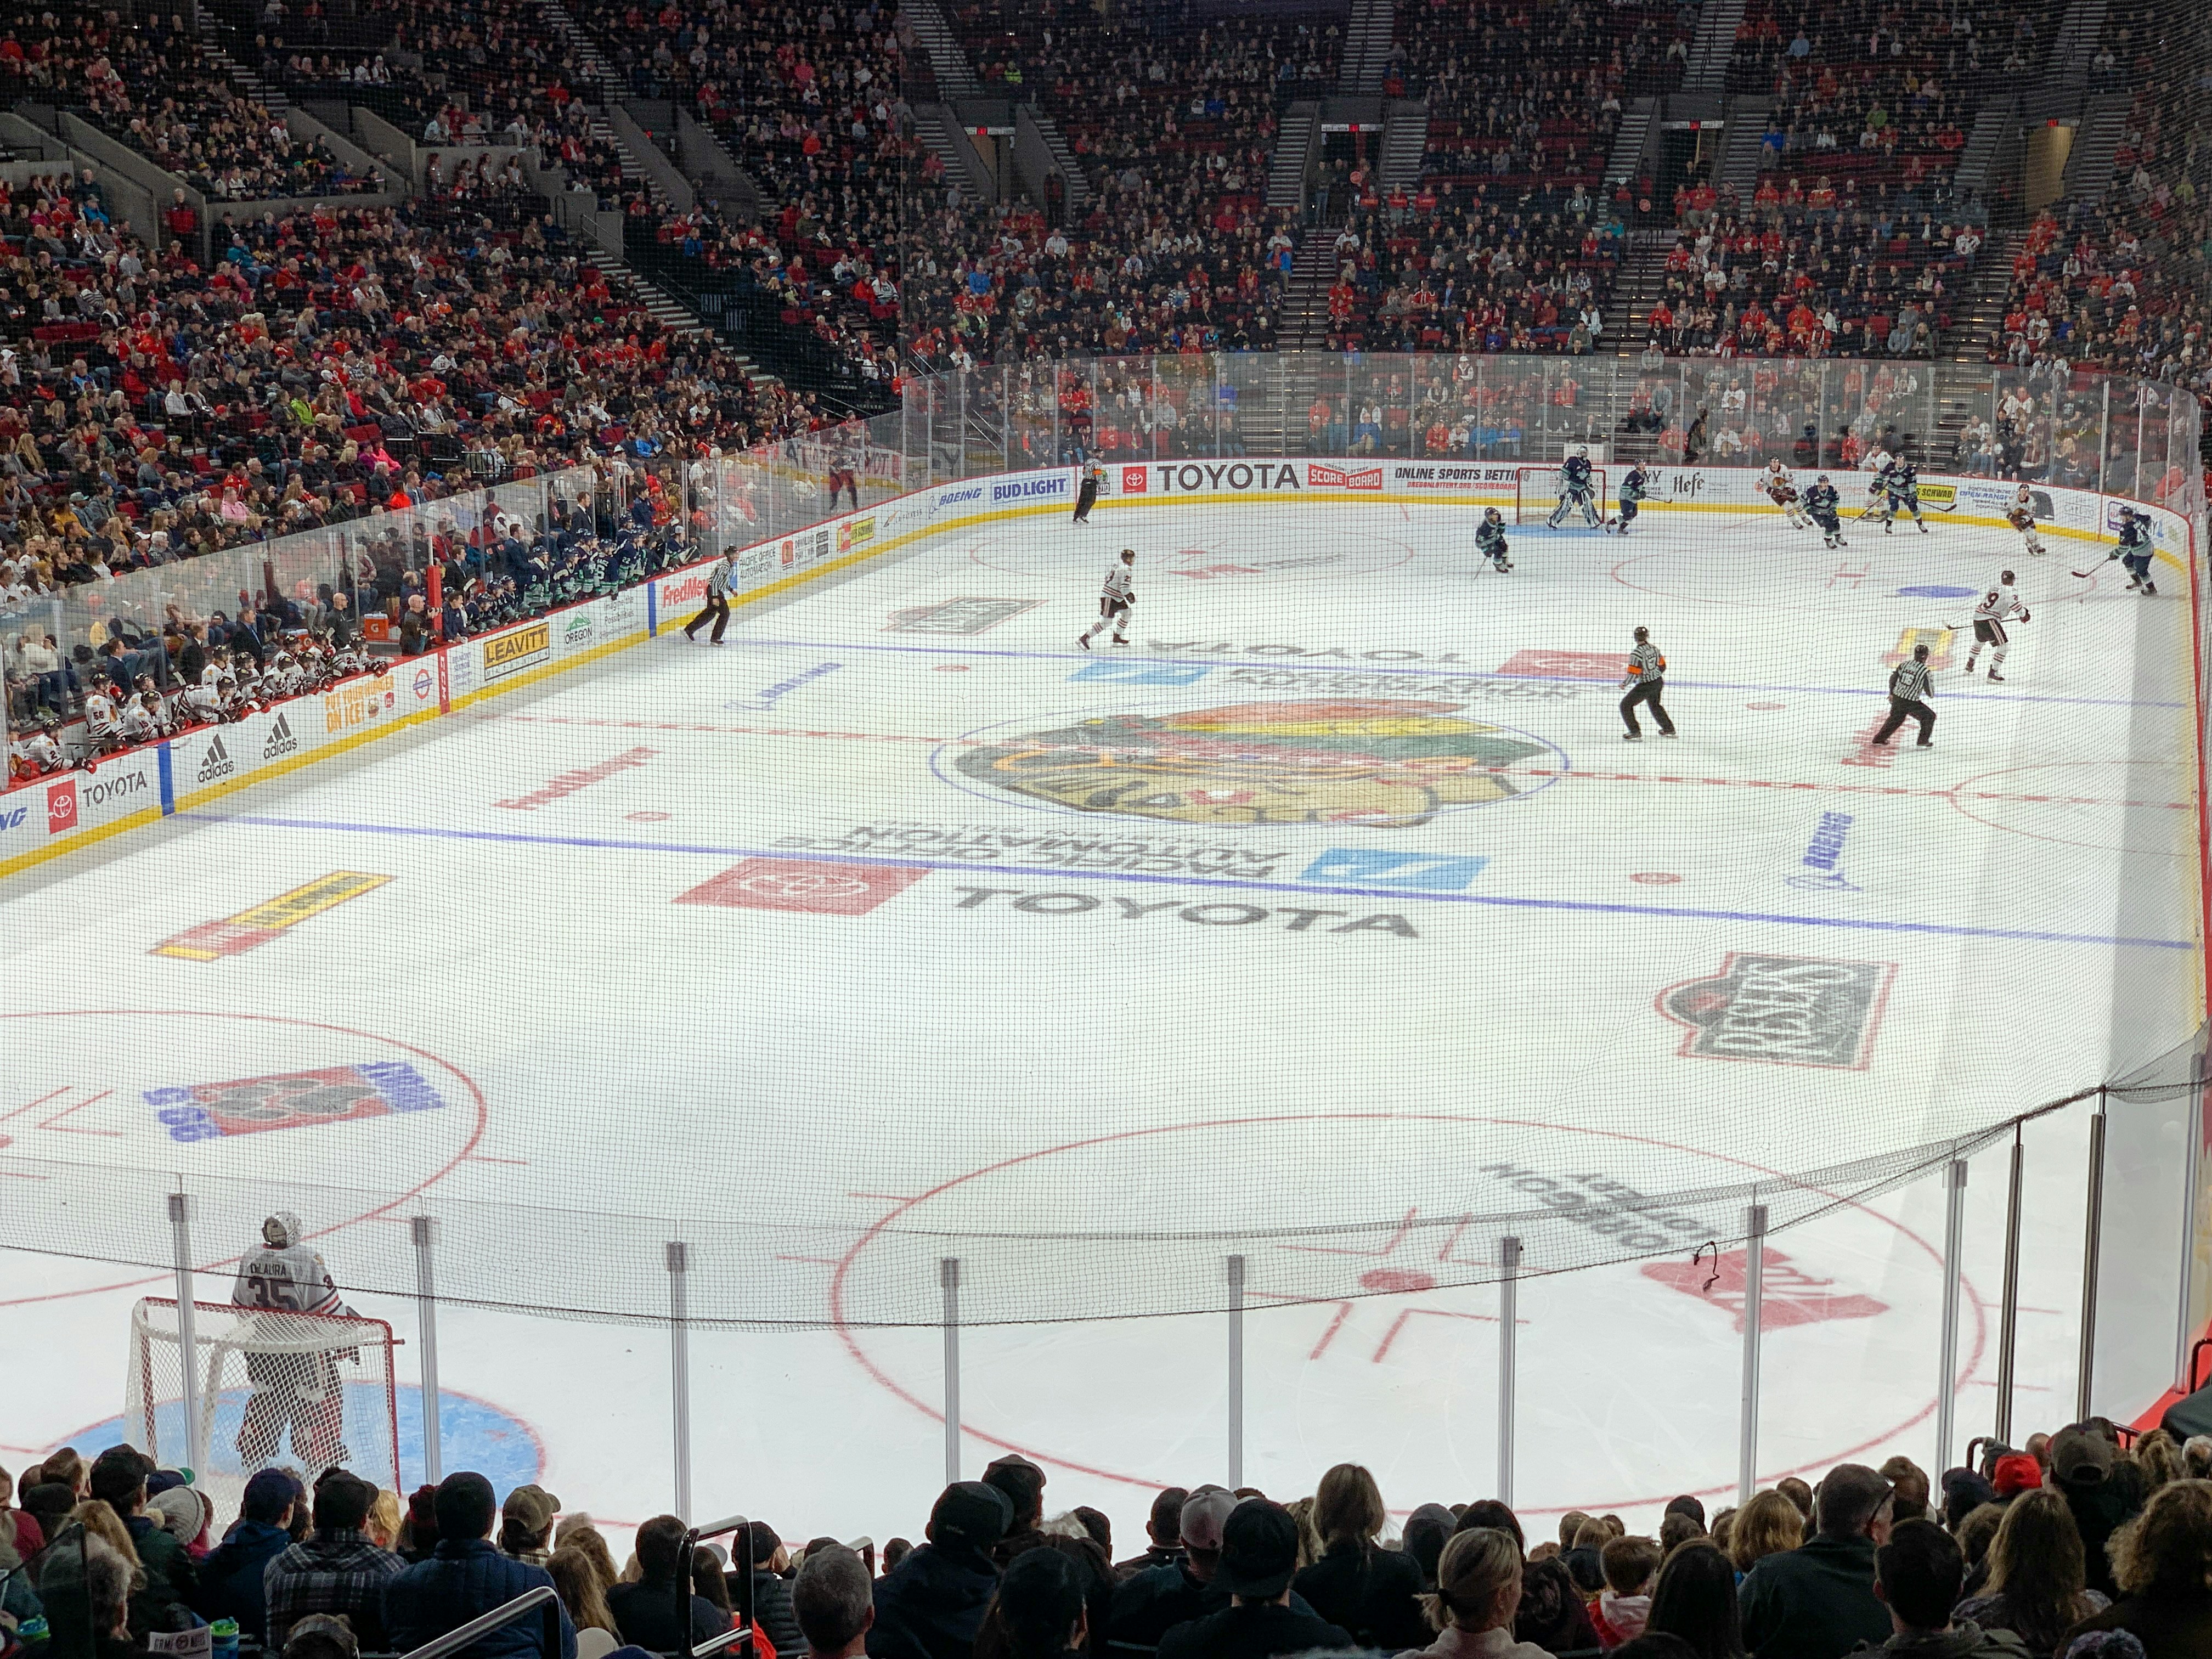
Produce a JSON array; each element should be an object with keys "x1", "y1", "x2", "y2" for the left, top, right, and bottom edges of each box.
[
  {"x1": 1864, "y1": 1519, "x2": 2026, "y2": 1657},
  {"x1": 1953, "y1": 1489, "x2": 2108, "y2": 1656},
  {"x1": 792, "y1": 1543, "x2": 871, "y2": 1658},
  {"x1": 869, "y1": 1481, "x2": 1011, "y2": 1659},
  {"x1": 1739, "y1": 1465, "x2": 1895, "y2": 1659},
  {"x1": 1591, "y1": 1536, "x2": 1662, "y2": 1649},
  {"x1": 2063, "y1": 1479, "x2": 2212, "y2": 1659},
  {"x1": 145, "y1": 1487, "x2": 208, "y2": 1558},
  {"x1": 1395, "y1": 1526, "x2": 1550, "y2": 1659},
  {"x1": 195, "y1": 1467, "x2": 302, "y2": 1639},
  {"x1": 1293, "y1": 1464, "x2": 1427, "y2": 1652},
  {"x1": 1403, "y1": 1505, "x2": 1458, "y2": 1592},
  {"x1": 1156, "y1": 1499, "x2": 1352, "y2": 1659},
  {"x1": 603, "y1": 1516, "x2": 723, "y2": 1652},
  {"x1": 382, "y1": 1471, "x2": 575, "y2": 1659},
  {"x1": 1115, "y1": 1488, "x2": 1189, "y2": 1581},
  {"x1": 398, "y1": 1486, "x2": 441, "y2": 1563},
  {"x1": 984, "y1": 1454, "x2": 1050, "y2": 1569},
  {"x1": 1989, "y1": 1458, "x2": 2042, "y2": 1503},
  {"x1": 265, "y1": 1470, "x2": 404, "y2": 1649},
  {"x1": 730, "y1": 1521, "x2": 806, "y2": 1658}
]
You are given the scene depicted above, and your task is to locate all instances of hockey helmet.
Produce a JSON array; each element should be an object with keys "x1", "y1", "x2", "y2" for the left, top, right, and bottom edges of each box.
[{"x1": 1483, "y1": 506, "x2": 1503, "y2": 523}]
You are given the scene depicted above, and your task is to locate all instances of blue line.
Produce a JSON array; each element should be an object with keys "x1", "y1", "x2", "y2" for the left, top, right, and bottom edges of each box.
[
  {"x1": 731, "y1": 637, "x2": 2182, "y2": 710},
  {"x1": 177, "y1": 811, "x2": 2193, "y2": 950}
]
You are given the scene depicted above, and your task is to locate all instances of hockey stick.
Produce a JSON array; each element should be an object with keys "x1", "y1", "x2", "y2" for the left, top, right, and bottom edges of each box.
[{"x1": 2069, "y1": 554, "x2": 2113, "y2": 580}]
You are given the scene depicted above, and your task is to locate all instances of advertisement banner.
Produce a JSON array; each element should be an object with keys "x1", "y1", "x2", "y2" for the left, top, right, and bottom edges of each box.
[{"x1": 481, "y1": 619, "x2": 552, "y2": 682}]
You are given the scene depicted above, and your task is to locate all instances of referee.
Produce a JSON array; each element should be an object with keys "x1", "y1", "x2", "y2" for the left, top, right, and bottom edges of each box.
[
  {"x1": 1618, "y1": 625, "x2": 1675, "y2": 740},
  {"x1": 1871, "y1": 642, "x2": 1936, "y2": 746},
  {"x1": 684, "y1": 548, "x2": 735, "y2": 645}
]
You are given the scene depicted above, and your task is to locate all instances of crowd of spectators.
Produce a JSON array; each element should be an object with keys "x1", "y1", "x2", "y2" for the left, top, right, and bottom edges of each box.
[
  {"x1": 6, "y1": 6, "x2": 383, "y2": 201},
  {"x1": 7, "y1": 1421, "x2": 2212, "y2": 1659},
  {"x1": 1635, "y1": 179, "x2": 1982, "y2": 358}
]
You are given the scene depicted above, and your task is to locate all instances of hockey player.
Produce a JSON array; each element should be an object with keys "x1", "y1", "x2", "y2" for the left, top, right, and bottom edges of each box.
[
  {"x1": 1611, "y1": 464, "x2": 1649, "y2": 534},
  {"x1": 81, "y1": 681, "x2": 124, "y2": 763},
  {"x1": 1883, "y1": 459, "x2": 1929, "y2": 534},
  {"x1": 1077, "y1": 548, "x2": 1136, "y2": 648},
  {"x1": 1547, "y1": 445, "x2": 1603, "y2": 529},
  {"x1": 1805, "y1": 475, "x2": 1848, "y2": 548},
  {"x1": 1618, "y1": 625, "x2": 1675, "y2": 740},
  {"x1": 1476, "y1": 506, "x2": 1513, "y2": 572},
  {"x1": 1964, "y1": 571, "x2": 2030, "y2": 681},
  {"x1": 1764, "y1": 460, "x2": 1813, "y2": 529},
  {"x1": 118, "y1": 686, "x2": 163, "y2": 746},
  {"x1": 2113, "y1": 507, "x2": 2158, "y2": 594},
  {"x1": 233, "y1": 1211, "x2": 354, "y2": 1471},
  {"x1": 2006, "y1": 486, "x2": 2047, "y2": 557},
  {"x1": 9, "y1": 719, "x2": 66, "y2": 780},
  {"x1": 1072, "y1": 461, "x2": 1104, "y2": 525}
]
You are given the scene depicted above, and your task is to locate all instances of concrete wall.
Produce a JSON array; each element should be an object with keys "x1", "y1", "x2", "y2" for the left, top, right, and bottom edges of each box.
[{"x1": 610, "y1": 101, "x2": 695, "y2": 212}]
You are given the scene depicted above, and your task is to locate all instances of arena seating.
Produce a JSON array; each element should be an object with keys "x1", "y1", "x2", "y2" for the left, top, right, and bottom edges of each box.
[{"x1": 4, "y1": 1431, "x2": 2205, "y2": 1659}]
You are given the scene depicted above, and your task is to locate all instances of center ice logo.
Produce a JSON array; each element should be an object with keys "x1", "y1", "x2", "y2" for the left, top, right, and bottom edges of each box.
[{"x1": 952, "y1": 698, "x2": 1551, "y2": 828}]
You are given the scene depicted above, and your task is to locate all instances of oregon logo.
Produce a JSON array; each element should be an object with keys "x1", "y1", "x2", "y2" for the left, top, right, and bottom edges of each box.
[{"x1": 951, "y1": 699, "x2": 1553, "y2": 828}]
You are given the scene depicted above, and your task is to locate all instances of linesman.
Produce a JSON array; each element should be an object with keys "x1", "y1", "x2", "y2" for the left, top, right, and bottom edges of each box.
[{"x1": 1871, "y1": 644, "x2": 1936, "y2": 747}]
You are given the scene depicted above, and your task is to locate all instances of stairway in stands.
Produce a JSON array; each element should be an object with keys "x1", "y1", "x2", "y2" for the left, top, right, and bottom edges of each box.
[
  {"x1": 1339, "y1": 0, "x2": 1397, "y2": 94},
  {"x1": 1277, "y1": 235, "x2": 1342, "y2": 351},
  {"x1": 1940, "y1": 229, "x2": 2023, "y2": 363}
]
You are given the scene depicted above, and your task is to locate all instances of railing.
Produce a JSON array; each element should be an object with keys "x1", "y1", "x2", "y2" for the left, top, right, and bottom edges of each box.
[{"x1": 400, "y1": 1587, "x2": 561, "y2": 1659}]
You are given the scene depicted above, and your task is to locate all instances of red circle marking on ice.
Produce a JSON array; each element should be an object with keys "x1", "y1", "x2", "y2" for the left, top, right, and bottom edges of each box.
[
  {"x1": 626, "y1": 811, "x2": 672, "y2": 821},
  {"x1": 827, "y1": 1111, "x2": 1987, "y2": 1515},
  {"x1": 1747, "y1": 702, "x2": 1787, "y2": 710},
  {"x1": 0, "y1": 1010, "x2": 488, "y2": 1308},
  {"x1": 1945, "y1": 760, "x2": 2191, "y2": 853},
  {"x1": 1630, "y1": 872, "x2": 1683, "y2": 884}
]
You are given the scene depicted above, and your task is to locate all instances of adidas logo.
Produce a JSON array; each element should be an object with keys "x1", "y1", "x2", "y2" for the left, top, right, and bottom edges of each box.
[
  {"x1": 197, "y1": 734, "x2": 235, "y2": 783},
  {"x1": 263, "y1": 714, "x2": 299, "y2": 759}
]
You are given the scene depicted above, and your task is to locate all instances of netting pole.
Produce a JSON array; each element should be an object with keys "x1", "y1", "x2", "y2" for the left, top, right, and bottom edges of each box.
[
  {"x1": 667, "y1": 1242, "x2": 691, "y2": 1517},
  {"x1": 1738, "y1": 1204, "x2": 1767, "y2": 1504},
  {"x1": 1995, "y1": 1127, "x2": 2025, "y2": 1446},
  {"x1": 2079, "y1": 1090, "x2": 2108, "y2": 1420},
  {"x1": 2097, "y1": 381, "x2": 2111, "y2": 494},
  {"x1": 1498, "y1": 1235, "x2": 1522, "y2": 1506},
  {"x1": 411, "y1": 1216, "x2": 442, "y2": 1486},
  {"x1": 1936, "y1": 1160, "x2": 1968, "y2": 1474},
  {"x1": 2178, "y1": 1059, "x2": 2207, "y2": 1392},
  {"x1": 166, "y1": 1194, "x2": 203, "y2": 1476},
  {"x1": 941, "y1": 1258, "x2": 962, "y2": 1485},
  {"x1": 1226, "y1": 1255, "x2": 1245, "y2": 1488}
]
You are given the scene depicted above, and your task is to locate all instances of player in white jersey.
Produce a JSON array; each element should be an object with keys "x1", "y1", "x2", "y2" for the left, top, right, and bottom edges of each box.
[
  {"x1": 81, "y1": 685, "x2": 124, "y2": 761},
  {"x1": 2006, "y1": 486, "x2": 2046, "y2": 557},
  {"x1": 1077, "y1": 548, "x2": 1137, "y2": 648},
  {"x1": 1762, "y1": 460, "x2": 1813, "y2": 529},
  {"x1": 232, "y1": 1211, "x2": 355, "y2": 1469},
  {"x1": 1963, "y1": 570, "x2": 2030, "y2": 681},
  {"x1": 10, "y1": 721, "x2": 66, "y2": 778},
  {"x1": 1860, "y1": 450, "x2": 1893, "y2": 520}
]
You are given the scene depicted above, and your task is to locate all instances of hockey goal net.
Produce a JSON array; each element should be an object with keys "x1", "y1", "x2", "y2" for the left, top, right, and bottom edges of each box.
[
  {"x1": 126, "y1": 1299, "x2": 401, "y2": 1504},
  {"x1": 1515, "y1": 464, "x2": 1610, "y2": 524}
]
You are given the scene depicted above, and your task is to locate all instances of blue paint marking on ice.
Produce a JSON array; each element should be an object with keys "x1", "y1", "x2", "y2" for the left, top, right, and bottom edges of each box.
[
  {"x1": 54, "y1": 1386, "x2": 542, "y2": 1497},
  {"x1": 179, "y1": 811, "x2": 2196, "y2": 949},
  {"x1": 1300, "y1": 849, "x2": 1490, "y2": 890},
  {"x1": 1897, "y1": 585, "x2": 1979, "y2": 599},
  {"x1": 729, "y1": 637, "x2": 2182, "y2": 709}
]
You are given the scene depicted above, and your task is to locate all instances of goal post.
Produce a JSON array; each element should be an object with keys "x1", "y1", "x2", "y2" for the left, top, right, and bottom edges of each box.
[
  {"x1": 1515, "y1": 464, "x2": 1610, "y2": 525},
  {"x1": 126, "y1": 1298, "x2": 401, "y2": 1503}
]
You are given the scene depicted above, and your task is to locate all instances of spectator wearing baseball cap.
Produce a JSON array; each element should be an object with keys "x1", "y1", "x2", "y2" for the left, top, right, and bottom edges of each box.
[
  {"x1": 87, "y1": 1445, "x2": 195, "y2": 1631},
  {"x1": 1989, "y1": 1456, "x2": 2044, "y2": 1501},
  {"x1": 1106, "y1": 1486, "x2": 1256, "y2": 1649},
  {"x1": 868, "y1": 1481, "x2": 1012, "y2": 1659},
  {"x1": 265, "y1": 1470, "x2": 405, "y2": 1649},
  {"x1": 1156, "y1": 1498, "x2": 1352, "y2": 1659},
  {"x1": 499, "y1": 1486, "x2": 561, "y2": 1567},
  {"x1": 195, "y1": 1467, "x2": 302, "y2": 1639},
  {"x1": 2050, "y1": 1424, "x2": 2143, "y2": 1601}
]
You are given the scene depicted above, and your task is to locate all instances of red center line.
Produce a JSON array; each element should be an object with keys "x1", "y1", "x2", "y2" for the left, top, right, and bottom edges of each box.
[{"x1": 495, "y1": 714, "x2": 2188, "y2": 810}]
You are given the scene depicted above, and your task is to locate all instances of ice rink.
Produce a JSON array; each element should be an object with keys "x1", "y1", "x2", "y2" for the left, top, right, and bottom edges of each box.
[{"x1": 2, "y1": 486, "x2": 2203, "y2": 1547}]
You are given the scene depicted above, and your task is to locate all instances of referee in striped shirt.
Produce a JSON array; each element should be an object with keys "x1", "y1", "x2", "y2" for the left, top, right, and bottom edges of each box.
[
  {"x1": 1618, "y1": 626, "x2": 1675, "y2": 740},
  {"x1": 1871, "y1": 643, "x2": 1936, "y2": 747}
]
